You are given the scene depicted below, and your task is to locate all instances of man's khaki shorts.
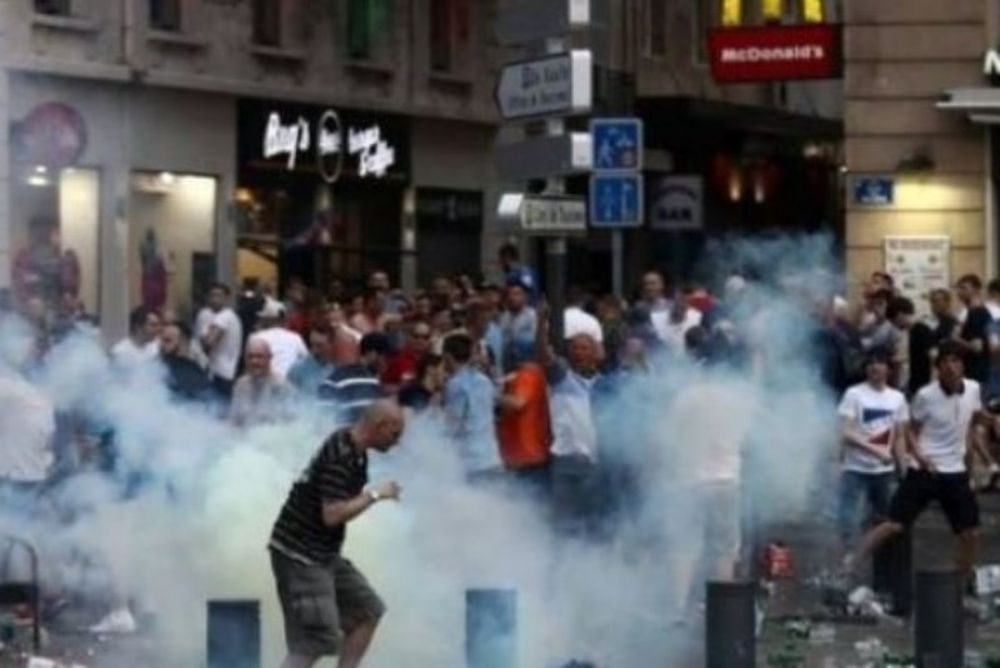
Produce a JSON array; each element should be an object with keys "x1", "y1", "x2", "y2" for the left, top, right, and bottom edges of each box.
[{"x1": 270, "y1": 549, "x2": 386, "y2": 658}]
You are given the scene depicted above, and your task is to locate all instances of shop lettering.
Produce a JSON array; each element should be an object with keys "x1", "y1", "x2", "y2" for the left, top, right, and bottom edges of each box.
[
  {"x1": 263, "y1": 112, "x2": 310, "y2": 169},
  {"x1": 720, "y1": 44, "x2": 825, "y2": 64},
  {"x1": 348, "y1": 125, "x2": 396, "y2": 178},
  {"x1": 985, "y1": 49, "x2": 1000, "y2": 77}
]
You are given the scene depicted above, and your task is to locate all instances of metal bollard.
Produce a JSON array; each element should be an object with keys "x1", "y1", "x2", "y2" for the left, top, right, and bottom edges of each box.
[
  {"x1": 914, "y1": 570, "x2": 963, "y2": 668},
  {"x1": 706, "y1": 581, "x2": 756, "y2": 668},
  {"x1": 207, "y1": 599, "x2": 261, "y2": 668},
  {"x1": 466, "y1": 588, "x2": 516, "y2": 668}
]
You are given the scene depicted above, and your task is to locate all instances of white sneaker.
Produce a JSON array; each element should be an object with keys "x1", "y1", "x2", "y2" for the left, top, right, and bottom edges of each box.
[{"x1": 89, "y1": 606, "x2": 137, "y2": 634}]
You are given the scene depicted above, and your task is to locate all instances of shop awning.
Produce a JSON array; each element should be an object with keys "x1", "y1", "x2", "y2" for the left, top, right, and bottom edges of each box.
[{"x1": 937, "y1": 88, "x2": 1000, "y2": 124}]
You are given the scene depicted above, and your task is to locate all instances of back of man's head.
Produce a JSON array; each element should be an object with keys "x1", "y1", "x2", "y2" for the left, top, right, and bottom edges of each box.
[{"x1": 443, "y1": 333, "x2": 473, "y2": 365}]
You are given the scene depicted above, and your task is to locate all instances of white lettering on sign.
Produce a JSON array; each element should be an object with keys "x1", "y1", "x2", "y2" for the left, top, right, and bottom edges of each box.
[
  {"x1": 985, "y1": 49, "x2": 1000, "y2": 77},
  {"x1": 348, "y1": 125, "x2": 396, "y2": 178},
  {"x1": 720, "y1": 44, "x2": 824, "y2": 64},
  {"x1": 263, "y1": 112, "x2": 310, "y2": 169}
]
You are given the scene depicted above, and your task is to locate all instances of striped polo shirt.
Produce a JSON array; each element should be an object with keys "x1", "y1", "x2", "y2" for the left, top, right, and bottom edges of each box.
[{"x1": 269, "y1": 429, "x2": 368, "y2": 564}]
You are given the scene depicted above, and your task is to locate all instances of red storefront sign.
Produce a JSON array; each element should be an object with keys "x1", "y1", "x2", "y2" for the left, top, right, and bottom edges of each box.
[{"x1": 708, "y1": 24, "x2": 841, "y2": 83}]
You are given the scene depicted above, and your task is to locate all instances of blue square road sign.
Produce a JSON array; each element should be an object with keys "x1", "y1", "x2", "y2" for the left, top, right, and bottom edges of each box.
[
  {"x1": 590, "y1": 118, "x2": 643, "y2": 172},
  {"x1": 590, "y1": 174, "x2": 643, "y2": 229}
]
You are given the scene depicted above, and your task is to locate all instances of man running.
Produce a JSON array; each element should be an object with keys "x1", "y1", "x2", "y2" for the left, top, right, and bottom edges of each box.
[
  {"x1": 846, "y1": 342, "x2": 989, "y2": 579},
  {"x1": 269, "y1": 400, "x2": 404, "y2": 668}
]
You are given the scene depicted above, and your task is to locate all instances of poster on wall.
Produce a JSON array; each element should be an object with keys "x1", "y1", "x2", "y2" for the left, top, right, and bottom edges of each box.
[{"x1": 883, "y1": 236, "x2": 950, "y2": 313}]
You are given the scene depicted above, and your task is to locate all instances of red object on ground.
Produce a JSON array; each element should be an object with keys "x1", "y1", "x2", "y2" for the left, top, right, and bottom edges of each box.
[{"x1": 763, "y1": 541, "x2": 795, "y2": 579}]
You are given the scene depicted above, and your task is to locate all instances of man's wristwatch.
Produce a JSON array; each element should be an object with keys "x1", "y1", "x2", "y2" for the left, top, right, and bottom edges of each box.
[{"x1": 366, "y1": 489, "x2": 381, "y2": 503}]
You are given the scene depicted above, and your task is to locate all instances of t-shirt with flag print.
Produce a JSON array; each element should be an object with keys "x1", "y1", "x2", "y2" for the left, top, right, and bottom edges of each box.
[{"x1": 838, "y1": 382, "x2": 909, "y2": 474}]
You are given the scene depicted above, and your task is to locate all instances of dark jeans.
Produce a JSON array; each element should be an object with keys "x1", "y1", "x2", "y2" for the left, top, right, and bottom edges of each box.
[
  {"x1": 508, "y1": 464, "x2": 550, "y2": 505},
  {"x1": 838, "y1": 470, "x2": 896, "y2": 545},
  {"x1": 550, "y1": 455, "x2": 602, "y2": 541}
]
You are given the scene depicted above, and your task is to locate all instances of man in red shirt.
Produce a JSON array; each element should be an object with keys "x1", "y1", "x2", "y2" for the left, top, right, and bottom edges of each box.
[{"x1": 382, "y1": 320, "x2": 432, "y2": 393}]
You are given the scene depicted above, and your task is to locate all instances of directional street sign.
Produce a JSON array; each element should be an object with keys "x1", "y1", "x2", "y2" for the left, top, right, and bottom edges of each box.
[
  {"x1": 495, "y1": 0, "x2": 591, "y2": 45},
  {"x1": 590, "y1": 117, "x2": 643, "y2": 171},
  {"x1": 589, "y1": 174, "x2": 643, "y2": 228},
  {"x1": 497, "y1": 193, "x2": 588, "y2": 235},
  {"x1": 494, "y1": 50, "x2": 593, "y2": 121},
  {"x1": 496, "y1": 133, "x2": 592, "y2": 181}
]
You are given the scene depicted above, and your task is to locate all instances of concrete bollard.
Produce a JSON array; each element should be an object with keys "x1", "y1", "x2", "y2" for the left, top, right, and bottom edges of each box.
[
  {"x1": 914, "y1": 570, "x2": 963, "y2": 668},
  {"x1": 207, "y1": 599, "x2": 260, "y2": 668},
  {"x1": 705, "y1": 581, "x2": 756, "y2": 668},
  {"x1": 466, "y1": 588, "x2": 516, "y2": 668}
]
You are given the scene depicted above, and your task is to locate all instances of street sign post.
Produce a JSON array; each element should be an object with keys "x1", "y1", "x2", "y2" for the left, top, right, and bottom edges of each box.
[
  {"x1": 497, "y1": 193, "x2": 588, "y2": 235},
  {"x1": 495, "y1": 0, "x2": 591, "y2": 45},
  {"x1": 494, "y1": 51, "x2": 593, "y2": 121},
  {"x1": 590, "y1": 118, "x2": 643, "y2": 171},
  {"x1": 496, "y1": 133, "x2": 592, "y2": 181},
  {"x1": 589, "y1": 174, "x2": 643, "y2": 229}
]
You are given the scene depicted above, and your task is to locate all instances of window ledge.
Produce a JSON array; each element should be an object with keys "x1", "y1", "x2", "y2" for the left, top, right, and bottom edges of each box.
[
  {"x1": 250, "y1": 44, "x2": 307, "y2": 63},
  {"x1": 31, "y1": 13, "x2": 100, "y2": 34},
  {"x1": 147, "y1": 29, "x2": 209, "y2": 50},
  {"x1": 428, "y1": 71, "x2": 473, "y2": 90},
  {"x1": 345, "y1": 59, "x2": 396, "y2": 78}
]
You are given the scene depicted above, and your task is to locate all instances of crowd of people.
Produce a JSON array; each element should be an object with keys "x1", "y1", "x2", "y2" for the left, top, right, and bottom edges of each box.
[{"x1": 4, "y1": 239, "x2": 1000, "y2": 664}]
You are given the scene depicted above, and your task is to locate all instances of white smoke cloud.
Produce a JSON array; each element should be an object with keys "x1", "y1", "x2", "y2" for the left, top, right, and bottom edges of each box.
[{"x1": 0, "y1": 235, "x2": 844, "y2": 667}]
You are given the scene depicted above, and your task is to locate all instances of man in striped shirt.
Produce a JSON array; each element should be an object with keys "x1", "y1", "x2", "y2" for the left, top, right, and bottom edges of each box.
[
  {"x1": 269, "y1": 400, "x2": 404, "y2": 668},
  {"x1": 318, "y1": 332, "x2": 390, "y2": 425}
]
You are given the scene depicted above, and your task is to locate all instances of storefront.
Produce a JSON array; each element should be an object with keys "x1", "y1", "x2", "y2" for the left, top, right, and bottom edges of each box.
[
  {"x1": 4, "y1": 75, "x2": 235, "y2": 338},
  {"x1": 235, "y1": 99, "x2": 410, "y2": 295}
]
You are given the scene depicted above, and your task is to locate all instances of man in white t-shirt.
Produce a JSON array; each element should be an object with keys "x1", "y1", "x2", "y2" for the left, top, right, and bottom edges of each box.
[
  {"x1": 847, "y1": 342, "x2": 990, "y2": 579},
  {"x1": 198, "y1": 283, "x2": 244, "y2": 399},
  {"x1": 252, "y1": 301, "x2": 307, "y2": 380},
  {"x1": 837, "y1": 352, "x2": 909, "y2": 551},
  {"x1": 652, "y1": 291, "x2": 702, "y2": 355},
  {"x1": 110, "y1": 306, "x2": 162, "y2": 367}
]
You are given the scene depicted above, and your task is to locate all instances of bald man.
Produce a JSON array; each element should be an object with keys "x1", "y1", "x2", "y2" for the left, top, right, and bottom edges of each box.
[
  {"x1": 269, "y1": 400, "x2": 405, "y2": 668},
  {"x1": 230, "y1": 336, "x2": 293, "y2": 427}
]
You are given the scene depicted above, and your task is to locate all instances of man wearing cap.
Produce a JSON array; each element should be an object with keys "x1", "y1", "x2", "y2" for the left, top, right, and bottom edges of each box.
[
  {"x1": 846, "y1": 342, "x2": 992, "y2": 579},
  {"x1": 319, "y1": 332, "x2": 390, "y2": 425},
  {"x1": 836, "y1": 351, "x2": 909, "y2": 554},
  {"x1": 254, "y1": 299, "x2": 308, "y2": 380}
]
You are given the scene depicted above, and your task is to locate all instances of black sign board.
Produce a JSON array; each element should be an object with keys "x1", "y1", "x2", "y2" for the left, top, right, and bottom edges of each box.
[{"x1": 237, "y1": 99, "x2": 409, "y2": 183}]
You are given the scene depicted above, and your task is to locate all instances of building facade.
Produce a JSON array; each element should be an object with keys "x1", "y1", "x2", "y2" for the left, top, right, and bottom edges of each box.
[
  {"x1": 0, "y1": 0, "x2": 503, "y2": 339},
  {"x1": 843, "y1": 0, "x2": 992, "y2": 306}
]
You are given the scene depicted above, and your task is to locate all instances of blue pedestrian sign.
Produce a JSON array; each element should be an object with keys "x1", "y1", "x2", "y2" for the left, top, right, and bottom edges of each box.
[
  {"x1": 590, "y1": 174, "x2": 643, "y2": 228},
  {"x1": 853, "y1": 177, "x2": 894, "y2": 206},
  {"x1": 591, "y1": 117, "x2": 643, "y2": 171}
]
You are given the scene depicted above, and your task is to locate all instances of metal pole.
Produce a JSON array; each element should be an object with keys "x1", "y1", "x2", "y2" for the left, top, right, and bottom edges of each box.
[
  {"x1": 465, "y1": 588, "x2": 517, "y2": 668},
  {"x1": 611, "y1": 229, "x2": 623, "y2": 299},
  {"x1": 705, "y1": 581, "x2": 756, "y2": 668},
  {"x1": 207, "y1": 599, "x2": 261, "y2": 668},
  {"x1": 544, "y1": 36, "x2": 568, "y2": 344},
  {"x1": 915, "y1": 570, "x2": 963, "y2": 668}
]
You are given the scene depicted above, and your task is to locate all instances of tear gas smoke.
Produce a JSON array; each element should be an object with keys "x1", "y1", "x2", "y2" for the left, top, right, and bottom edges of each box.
[{"x1": 0, "y1": 235, "x2": 844, "y2": 666}]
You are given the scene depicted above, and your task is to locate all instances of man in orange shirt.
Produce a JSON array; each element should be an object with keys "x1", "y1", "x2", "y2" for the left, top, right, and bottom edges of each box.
[{"x1": 498, "y1": 343, "x2": 552, "y2": 499}]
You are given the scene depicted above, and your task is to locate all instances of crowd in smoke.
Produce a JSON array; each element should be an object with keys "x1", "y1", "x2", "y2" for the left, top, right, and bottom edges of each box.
[{"x1": 0, "y1": 235, "x2": 905, "y2": 665}]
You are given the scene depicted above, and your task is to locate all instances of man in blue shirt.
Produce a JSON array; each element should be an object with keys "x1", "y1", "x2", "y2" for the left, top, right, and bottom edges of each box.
[
  {"x1": 288, "y1": 325, "x2": 336, "y2": 396},
  {"x1": 499, "y1": 243, "x2": 539, "y2": 303},
  {"x1": 442, "y1": 333, "x2": 502, "y2": 481}
]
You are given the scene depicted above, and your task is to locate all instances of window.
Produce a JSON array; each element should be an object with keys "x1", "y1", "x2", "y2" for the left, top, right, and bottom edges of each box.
[
  {"x1": 347, "y1": 0, "x2": 392, "y2": 60},
  {"x1": 430, "y1": 0, "x2": 469, "y2": 73},
  {"x1": 34, "y1": 0, "x2": 72, "y2": 15},
  {"x1": 150, "y1": 0, "x2": 182, "y2": 32},
  {"x1": 802, "y1": 0, "x2": 825, "y2": 23},
  {"x1": 721, "y1": 0, "x2": 743, "y2": 26},
  {"x1": 644, "y1": 0, "x2": 667, "y2": 57},
  {"x1": 11, "y1": 166, "x2": 101, "y2": 317},
  {"x1": 253, "y1": 0, "x2": 282, "y2": 46}
]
